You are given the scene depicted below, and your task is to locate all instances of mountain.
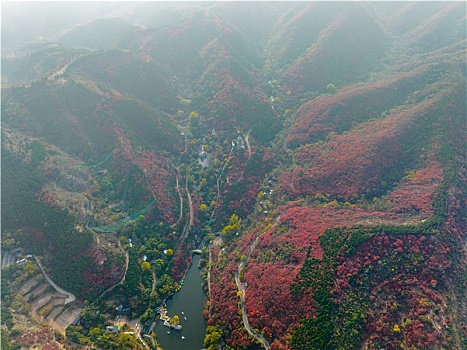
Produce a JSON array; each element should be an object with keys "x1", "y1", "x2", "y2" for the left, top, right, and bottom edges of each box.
[
  {"x1": 57, "y1": 18, "x2": 143, "y2": 51},
  {"x1": 1, "y1": 2, "x2": 135, "y2": 56},
  {"x1": 67, "y1": 50, "x2": 179, "y2": 113},
  {"x1": 1, "y1": 45, "x2": 82, "y2": 84},
  {"x1": 1, "y1": 2, "x2": 465, "y2": 350},
  {"x1": 267, "y1": 2, "x2": 386, "y2": 93}
]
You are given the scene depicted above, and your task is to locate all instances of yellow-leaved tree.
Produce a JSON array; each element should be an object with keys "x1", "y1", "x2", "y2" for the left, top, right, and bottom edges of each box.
[
  {"x1": 141, "y1": 261, "x2": 151, "y2": 271},
  {"x1": 222, "y1": 214, "x2": 242, "y2": 240}
]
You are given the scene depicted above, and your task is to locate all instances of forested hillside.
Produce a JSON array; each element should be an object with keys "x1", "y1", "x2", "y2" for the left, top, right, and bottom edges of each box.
[{"x1": 2, "y1": 2, "x2": 465, "y2": 349}]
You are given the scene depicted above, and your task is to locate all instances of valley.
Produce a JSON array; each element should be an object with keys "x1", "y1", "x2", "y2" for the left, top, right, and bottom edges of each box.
[{"x1": 1, "y1": 2, "x2": 466, "y2": 350}]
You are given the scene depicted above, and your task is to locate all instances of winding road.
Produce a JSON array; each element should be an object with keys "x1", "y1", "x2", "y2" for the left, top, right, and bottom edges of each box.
[
  {"x1": 174, "y1": 179, "x2": 194, "y2": 251},
  {"x1": 243, "y1": 128, "x2": 252, "y2": 160},
  {"x1": 234, "y1": 213, "x2": 283, "y2": 349},
  {"x1": 207, "y1": 247, "x2": 213, "y2": 316},
  {"x1": 169, "y1": 175, "x2": 184, "y2": 228},
  {"x1": 208, "y1": 144, "x2": 235, "y2": 225},
  {"x1": 95, "y1": 238, "x2": 129, "y2": 300},
  {"x1": 34, "y1": 256, "x2": 76, "y2": 304}
]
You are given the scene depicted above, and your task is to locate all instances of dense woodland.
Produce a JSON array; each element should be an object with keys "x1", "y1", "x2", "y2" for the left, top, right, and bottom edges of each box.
[{"x1": 1, "y1": 2, "x2": 466, "y2": 350}]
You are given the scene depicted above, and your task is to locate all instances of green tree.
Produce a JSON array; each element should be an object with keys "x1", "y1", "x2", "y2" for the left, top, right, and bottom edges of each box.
[
  {"x1": 188, "y1": 111, "x2": 200, "y2": 126},
  {"x1": 204, "y1": 325, "x2": 222, "y2": 350},
  {"x1": 156, "y1": 274, "x2": 175, "y2": 297},
  {"x1": 123, "y1": 249, "x2": 142, "y2": 297},
  {"x1": 100, "y1": 176, "x2": 113, "y2": 192},
  {"x1": 89, "y1": 327, "x2": 101, "y2": 341},
  {"x1": 326, "y1": 83, "x2": 336, "y2": 93},
  {"x1": 154, "y1": 259, "x2": 165, "y2": 274}
]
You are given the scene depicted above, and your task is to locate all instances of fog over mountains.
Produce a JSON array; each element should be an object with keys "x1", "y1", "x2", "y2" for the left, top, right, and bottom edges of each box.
[{"x1": 2, "y1": 2, "x2": 466, "y2": 350}]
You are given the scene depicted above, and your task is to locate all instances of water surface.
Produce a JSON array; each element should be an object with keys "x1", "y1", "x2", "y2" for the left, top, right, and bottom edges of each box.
[{"x1": 155, "y1": 254, "x2": 207, "y2": 349}]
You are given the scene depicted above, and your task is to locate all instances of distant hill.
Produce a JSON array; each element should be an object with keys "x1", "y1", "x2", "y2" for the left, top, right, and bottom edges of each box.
[
  {"x1": 401, "y1": 2, "x2": 466, "y2": 54},
  {"x1": 286, "y1": 58, "x2": 461, "y2": 148},
  {"x1": 68, "y1": 50, "x2": 179, "y2": 113},
  {"x1": 1, "y1": 2, "x2": 135, "y2": 54},
  {"x1": 3, "y1": 70, "x2": 181, "y2": 160},
  {"x1": 57, "y1": 18, "x2": 142, "y2": 51},
  {"x1": 277, "y1": 2, "x2": 386, "y2": 93},
  {"x1": 1, "y1": 45, "x2": 81, "y2": 84}
]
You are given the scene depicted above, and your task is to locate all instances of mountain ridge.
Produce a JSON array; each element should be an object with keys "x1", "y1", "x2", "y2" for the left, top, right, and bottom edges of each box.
[{"x1": 1, "y1": 2, "x2": 465, "y2": 349}]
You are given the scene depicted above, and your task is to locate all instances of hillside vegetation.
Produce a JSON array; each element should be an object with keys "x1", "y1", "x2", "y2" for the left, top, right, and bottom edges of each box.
[{"x1": 1, "y1": 2, "x2": 465, "y2": 349}]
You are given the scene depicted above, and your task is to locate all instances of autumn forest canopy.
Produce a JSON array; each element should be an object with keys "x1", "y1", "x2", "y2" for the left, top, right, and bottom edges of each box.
[{"x1": 1, "y1": 2, "x2": 466, "y2": 350}]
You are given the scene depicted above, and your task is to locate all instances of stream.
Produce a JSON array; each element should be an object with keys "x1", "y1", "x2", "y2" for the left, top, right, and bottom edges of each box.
[{"x1": 154, "y1": 254, "x2": 207, "y2": 350}]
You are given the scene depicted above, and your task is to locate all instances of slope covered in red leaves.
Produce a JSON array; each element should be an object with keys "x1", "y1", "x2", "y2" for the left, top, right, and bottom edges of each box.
[
  {"x1": 207, "y1": 6, "x2": 466, "y2": 346},
  {"x1": 286, "y1": 61, "x2": 455, "y2": 147},
  {"x1": 2, "y1": 3, "x2": 466, "y2": 349},
  {"x1": 282, "y1": 95, "x2": 441, "y2": 200}
]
